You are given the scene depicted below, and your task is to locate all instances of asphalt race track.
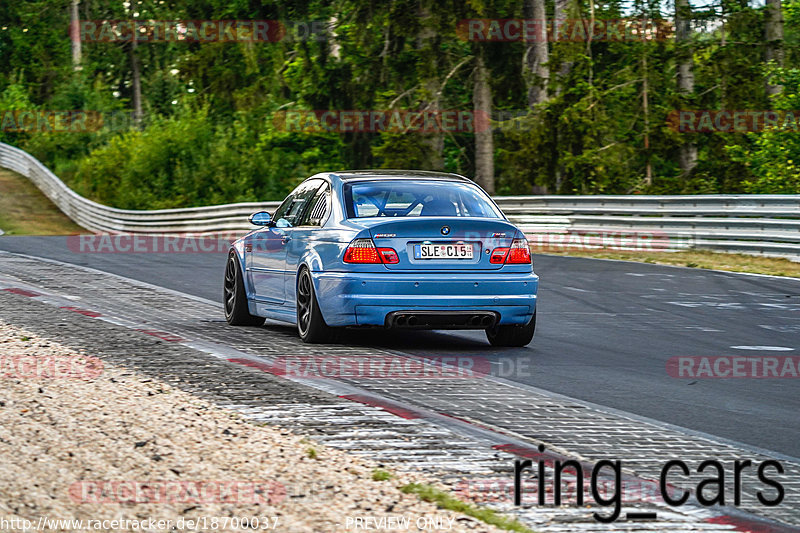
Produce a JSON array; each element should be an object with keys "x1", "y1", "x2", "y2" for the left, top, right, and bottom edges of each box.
[{"x1": 1, "y1": 235, "x2": 798, "y2": 459}]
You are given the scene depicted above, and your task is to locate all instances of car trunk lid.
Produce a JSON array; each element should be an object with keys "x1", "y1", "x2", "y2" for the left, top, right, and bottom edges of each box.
[{"x1": 364, "y1": 218, "x2": 518, "y2": 270}]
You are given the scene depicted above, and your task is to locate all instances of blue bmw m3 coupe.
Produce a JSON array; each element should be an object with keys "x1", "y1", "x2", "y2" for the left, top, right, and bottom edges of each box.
[{"x1": 224, "y1": 171, "x2": 538, "y2": 346}]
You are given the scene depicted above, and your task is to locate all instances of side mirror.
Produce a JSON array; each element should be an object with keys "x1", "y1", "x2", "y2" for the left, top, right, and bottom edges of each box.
[{"x1": 248, "y1": 211, "x2": 272, "y2": 226}]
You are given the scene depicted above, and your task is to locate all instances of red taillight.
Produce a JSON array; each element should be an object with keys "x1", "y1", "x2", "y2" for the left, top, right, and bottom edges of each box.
[
  {"x1": 490, "y1": 238, "x2": 531, "y2": 265},
  {"x1": 343, "y1": 238, "x2": 399, "y2": 264},
  {"x1": 378, "y1": 248, "x2": 399, "y2": 264},
  {"x1": 344, "y1": 245, "x2": 381, "y2": 263},
  {"x1": 507, "y1": 239, "x2": 532, "y2": 263},
  {"x1": 489, "y1": 248, "x2": 509, "y2": 264}
]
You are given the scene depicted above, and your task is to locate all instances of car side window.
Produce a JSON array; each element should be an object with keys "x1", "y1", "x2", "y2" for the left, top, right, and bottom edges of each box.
[
  {"x1": 273, "y1": 179, "x2": 323, "y2": 228},
  {"x1": 271, "y1": 196, "x2": 295, "y2": 227},
  {"x1": 298, "y1": 183, "x2": 331, "y2": 227}
]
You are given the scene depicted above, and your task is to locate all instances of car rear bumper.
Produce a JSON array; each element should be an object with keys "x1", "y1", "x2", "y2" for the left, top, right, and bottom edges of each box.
[{"x1": 312, "y1": 270, "x2": 538, "y2": 327}]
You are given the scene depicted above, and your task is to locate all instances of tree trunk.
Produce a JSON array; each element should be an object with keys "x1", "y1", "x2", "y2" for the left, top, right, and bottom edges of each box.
[
  {"x1": 552, "y1": 0, "x2": 573, "y2": 191},
  {"x1": 523, "y1": 0, "x2": 549, "y2": 107},
  {"x1": 642, "y1": 40, "x2": 652, "y2": 186},
  {"x1": 585, "y1": 0, "x2": 595, "y2": 87},
  {"x1": 675, "y1": 0, "x2": 697, "y2": 176},
  {"x1": 720, "y1": 9, "x2": 727, "y2": 106},
  {"x1": 765, "y1": 0, "x2": 784, "y2": 97},
  {"x1": 328, "y1": 16, "x2": 341, "y2": 60},
  {"x1": 131, "y1": 39, "x2": 143, "y2": 128},
  {"x1": 640, "y1": 14, "x2": 652, "y2": 186},
  {"x1": 416, "y1": 6, "x2": 444, "y2": 170},
  {"x1": 422, "y1": 76, "x2": 445, "y2": 170},
  {"x1": 473, "y1": 50, "x2": 495, "y2": 194},
  {"x1": 70, "y1": 0, "x2": 81, "y2": 71},
  {"x1": 675, "y1": 0, "x2": 694, "y2": 97},
  {"x1": 553, "y1": 0, "x2": 573, "y2": 95}
]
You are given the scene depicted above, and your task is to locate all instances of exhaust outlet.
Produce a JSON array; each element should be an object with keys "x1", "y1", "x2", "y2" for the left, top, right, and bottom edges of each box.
[{"x1": 388, "y1": 311, "x2": 497, "y2": 329}]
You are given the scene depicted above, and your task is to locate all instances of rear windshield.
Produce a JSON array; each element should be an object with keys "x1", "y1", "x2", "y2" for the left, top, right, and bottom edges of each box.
[{"x1": 344, "y1": 180, "x2": 503, "y2": 219}]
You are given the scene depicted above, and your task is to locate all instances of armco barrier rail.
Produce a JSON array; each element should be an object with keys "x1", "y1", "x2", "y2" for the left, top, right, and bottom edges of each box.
[
  {"x1": 0, "y1": 142, "x2": 281, "y2": 234},
  {"x1": 1, "y1": 142, "x2": 799, "y2": 260}
]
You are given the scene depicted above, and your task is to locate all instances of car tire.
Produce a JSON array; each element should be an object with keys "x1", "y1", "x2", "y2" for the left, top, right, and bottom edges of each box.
[
  {"x1": 485, "y1": 311, "x2": 536, "y2": 347},
  {"x1": 296, "y1": 267, "x2": 337, "y2": 344},
  {"x1": 224, "y1": 251, "x2": 265, "y2": 326}
]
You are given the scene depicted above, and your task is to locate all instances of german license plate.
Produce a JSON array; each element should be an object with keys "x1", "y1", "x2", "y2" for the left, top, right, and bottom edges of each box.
[{"x1": 413, "y1": 243, "x2": 473, "y2": 260}]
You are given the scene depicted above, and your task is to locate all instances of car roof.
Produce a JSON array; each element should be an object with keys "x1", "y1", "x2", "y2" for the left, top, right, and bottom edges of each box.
[{"x1": 326, "y1": 170, "x2": 473, "y2": 183}]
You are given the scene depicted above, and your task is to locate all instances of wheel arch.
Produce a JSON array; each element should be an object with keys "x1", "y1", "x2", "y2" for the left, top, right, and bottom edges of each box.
[
  {"x1": 230, "y1": 240, "x2": 247, "y2": 266},
  {"x1": 294, "y1": 248, "x2": 324, "y2": 291},
  {"x1": 293, "y1": 257, "x2": 332, "y2": 325},
  {"x1": 227, "y1": 244, "x2": 254, "y2": 300}
]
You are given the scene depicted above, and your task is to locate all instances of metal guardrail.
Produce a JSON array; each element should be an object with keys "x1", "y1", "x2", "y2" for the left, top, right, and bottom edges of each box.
[
  {"x1": 495, "y1": 197, "x2": 800, "y2": 259},
  {"x1": 0, "y1": 142, "x2": 280, "y2": 234},
  {"x1": 1, "y1": 142, "x2": 799, "y2": 260}
]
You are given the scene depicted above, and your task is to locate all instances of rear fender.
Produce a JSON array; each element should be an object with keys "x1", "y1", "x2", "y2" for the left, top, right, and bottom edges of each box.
[
  {"x1": 290, "y1": 248, "x2": 336, "y2": 319},
  {"x1": 291, "y1": 250, "x2": 325, "y2": 311}
]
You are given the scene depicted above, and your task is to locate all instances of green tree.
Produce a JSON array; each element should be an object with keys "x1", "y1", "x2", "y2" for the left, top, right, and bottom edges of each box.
[{"x1": 727, "y1": 68, "x2": 800, "y2": 193}]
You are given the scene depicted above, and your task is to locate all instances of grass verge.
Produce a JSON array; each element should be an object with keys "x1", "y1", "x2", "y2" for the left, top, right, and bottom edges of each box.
[
  {"x1": 537, "y1": 249, "x2": 800, "y2": 278},
  {"x1": 400, "y1": 483, "x2": 536, "y2": 533},
  {"x1": 0, "y1": 168, "x2": 85, "y2": 235},
  {"x1": 372, "y1": 468, "x2": 392, "y2": 481}
]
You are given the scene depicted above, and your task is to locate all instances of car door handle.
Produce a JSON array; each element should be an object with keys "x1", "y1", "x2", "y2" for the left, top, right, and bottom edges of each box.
[{"x1": 281, "y1": 236, "x2": 292, "y2": 244}]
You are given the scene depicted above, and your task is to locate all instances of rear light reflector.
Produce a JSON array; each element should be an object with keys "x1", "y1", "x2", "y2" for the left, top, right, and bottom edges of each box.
[
  {"x1": 489, "y1": 248, "x2": 509, "y2": 264},
  {"x1": 489, "y1": 238, "x2": 531, "y2": 264},
  {"x1": 378, "y1": 248, "x2": 399, "y2": 264},
  {"x1": 343, "y1": 238, "x2": 399, "y2": 264}
]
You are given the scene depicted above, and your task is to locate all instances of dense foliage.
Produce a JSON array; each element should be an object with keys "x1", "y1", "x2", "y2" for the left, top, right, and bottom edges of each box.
[{"x1": 1, "y1": 0, "x2": 798, "y2": 208}]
